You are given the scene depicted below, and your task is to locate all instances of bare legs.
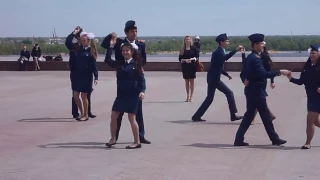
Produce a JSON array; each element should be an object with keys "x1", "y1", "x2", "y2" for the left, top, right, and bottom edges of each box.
[
  {"x1": 303, "y1": 111, "x2": 320, "y2": 149},
  {"x1": 107, "y1": 111, "x2": 140, "y2": 148},
  {"x1": 73, "y1": 91, "x2": 88, "y2": 121},
  {"x1": 184, "y1": 79, "x2": 195, "y2": 102},
  {"x1": 33, "y1": 57, "x2": 40, "y2": 71}
]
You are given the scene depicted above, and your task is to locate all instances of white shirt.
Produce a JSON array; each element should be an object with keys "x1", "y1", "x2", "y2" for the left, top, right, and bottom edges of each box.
[
  {"x1": 126, "y1": 38, "x2": 135, "y2": 44},
  {"x1": 125, "y1": 58, "x2": 133, "y2": 64}
]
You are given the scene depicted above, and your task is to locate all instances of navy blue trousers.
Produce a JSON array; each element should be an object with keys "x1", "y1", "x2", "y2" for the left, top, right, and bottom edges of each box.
[
  {"x1": 235, "y1": 88, "x2": 280, "y2": 142},
  {"x1": 116, "y1": 99, "x2": 145, "y2": 140},
  {"x1": 193, "y1": 80, "x2": 237, "y2": 118}
]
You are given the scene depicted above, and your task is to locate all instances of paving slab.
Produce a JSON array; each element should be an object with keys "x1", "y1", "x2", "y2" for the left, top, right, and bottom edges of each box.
[{"x1": 0, "y1": 71, "x2": 319, "y2": 180}]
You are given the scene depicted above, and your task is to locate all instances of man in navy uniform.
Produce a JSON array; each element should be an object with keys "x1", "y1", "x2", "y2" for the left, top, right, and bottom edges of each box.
[
  {"x1": 65, "y1": 26, "x2": 97, "y2": 119},
  {"x1": 101, "y1": 20, "x2": 150, "y2": 144},
  {"x1": 234, "y1": 33, "x2": 289, "y2": 146},
  {"x1": 192, "y1": 33, "x2": 244, "y2": 122}
]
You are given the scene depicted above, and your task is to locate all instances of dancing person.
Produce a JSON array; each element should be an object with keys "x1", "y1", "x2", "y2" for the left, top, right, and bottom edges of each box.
[
  {"x1": 101, "y1": 20, "x2": 150, "y2": 144},
  {"x1": 192, "y1": 33, "x2": 244, "y2": 122},
  {"x1": 287, "y1": 44, "x2": 320, "y2": 149},
  {"x1": 105, "y1": 42, "x2": 145, "y2": 149},
  {"x1": 65, "y1": 26, "x2": 97, "y2": 119},
  {"x1": 66, "y1": 29, "x2": 98, "y2": 121},
  {"x1": 234, "y1": 33, "x2": 289, "y2": 146}
]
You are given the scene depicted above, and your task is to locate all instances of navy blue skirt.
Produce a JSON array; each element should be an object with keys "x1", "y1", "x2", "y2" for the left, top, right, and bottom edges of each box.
[
  {"x1": 112, "y1": 94, "x2": 140, "y2": 114},
  {"x1": 307, "y1": 99, "x2": 320, "y2": 113}
]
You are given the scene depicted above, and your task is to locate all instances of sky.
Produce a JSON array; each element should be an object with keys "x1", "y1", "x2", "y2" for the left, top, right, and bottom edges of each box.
[{"x1": 0, "y1": 0, "x2": 318, "y2": 37}]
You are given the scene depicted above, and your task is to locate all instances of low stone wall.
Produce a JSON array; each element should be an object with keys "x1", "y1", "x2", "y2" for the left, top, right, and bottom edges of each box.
[{"x1": 0, "y1": 61, "x2": 305, "y2": 72}]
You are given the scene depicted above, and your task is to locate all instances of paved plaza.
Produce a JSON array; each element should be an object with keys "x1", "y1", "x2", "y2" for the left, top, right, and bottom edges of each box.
[{"x1": 0, "y1": 71, "x2": 319, "y2": 180}]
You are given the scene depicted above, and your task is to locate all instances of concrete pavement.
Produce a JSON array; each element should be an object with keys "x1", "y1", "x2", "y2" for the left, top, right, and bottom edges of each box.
[{"x1": 0, "y1": 71, "x2": 319, "y2": 180}]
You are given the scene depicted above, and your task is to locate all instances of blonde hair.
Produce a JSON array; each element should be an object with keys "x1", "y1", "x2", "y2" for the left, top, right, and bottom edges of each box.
[
  {"x1": 179, "y1": 36, "x2": 193, "y2": 55},
  {"x1": 90, "y1": 40, "x2": 98, "y2": 60}
]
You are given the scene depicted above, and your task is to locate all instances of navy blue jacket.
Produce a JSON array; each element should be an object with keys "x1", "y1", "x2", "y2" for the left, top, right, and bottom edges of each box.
[
  {"x1": 104, "y1": 47, "x2": 146, "y2": 94},
  {"x1": 290, "y1": 60, "x2": 320, "y2": 101},
  {"x1": 207, "y1": 47, "x2": 236, "y2": 83},
  {"x1": 101, "y1": 34, "x2": 147, "y2": 66},
  {"x1": 240, "y1": 52, "x2": 274, "y2": 83},
  {"x1": 241, "y1": 50, "x2": 280, "y2": 89}
]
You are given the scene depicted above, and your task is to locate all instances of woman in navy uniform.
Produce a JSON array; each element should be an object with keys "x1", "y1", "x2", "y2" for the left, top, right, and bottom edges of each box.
[
  {"x1": 101, "y1": 20, "x2": 150, "y2": 144},
  {"x1": 66, "y1": 29, "x2": 98, "y2": 121},
  {"x1": 287, "y1": 44, "x2": 320, "y2": 149},
  {"x1": 240, "y1": 46, "x2": 276, "y2": 124},
  {"x1": 234, "y1": 33, "x2": 289, "y2": 146},
  {"x1": 65, "y1": 26, "x2": 97, "y2": 119},
  {"x1": 179, "y1": 36, "x2": 199, "y2": 102},
  {"x1": 104, "y1": 42, "x2": 146, "y2": 149}
]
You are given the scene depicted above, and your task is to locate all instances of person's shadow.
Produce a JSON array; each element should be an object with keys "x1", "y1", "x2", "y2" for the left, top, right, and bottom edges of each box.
[
  {"x1": 166, "y1": 120, "x2": 241, "y2": 125},
  {"x1": 18, "y1": 117, "x2": 75, "y2": 123},
  {"x1": 183, "y1": 143, "x2": 319, "y2": 150},
  {"x1": 39, "y1": 142, "x2": 133, "y2": 150}
]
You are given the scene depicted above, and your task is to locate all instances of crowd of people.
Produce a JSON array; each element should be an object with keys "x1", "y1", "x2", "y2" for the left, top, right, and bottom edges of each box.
[{"x1": 65, "y1": 20, "x2": 320, "y2": 150}]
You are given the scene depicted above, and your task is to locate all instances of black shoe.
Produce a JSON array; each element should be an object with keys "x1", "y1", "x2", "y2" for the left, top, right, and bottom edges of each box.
[
  {"x1": 73, "y1": 114, "x2": 79, "y2": 118},
  {"x1": 191, "y1": 116, "x2": 206, "y2": 122},
  {"x1": 301, "y1": 145, "x2": 311, "y2": 149},
  {"x1": 140, "y1": 137, "x2": 151, "y2": 144},
  {"x1": 234, "y1": 141, "x2": 249, "y2": 146},
  {"x1": 231, "y1": 115, "x2": 243, "y2": 121},
  {"x1": 105, "y1": 142, "x2": 116, "y2": 148},
  {"x1": 272, "y1": 139, "x2": 287, "y2": 146},
  {"x1": 125, "y1": 144, "x2": 142, "y2": 149},
  {"x1": 88, "y1": 114, "x2": 96, "y2": 118}
]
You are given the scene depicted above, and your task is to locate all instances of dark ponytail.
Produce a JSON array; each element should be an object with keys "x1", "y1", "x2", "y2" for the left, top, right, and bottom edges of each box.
[
  {"x1": 132, "y1": 49, "x2": 143, "y2": 80},
  {"x1": 261, "y1": 47, "x2": 273, "y2": 67}
]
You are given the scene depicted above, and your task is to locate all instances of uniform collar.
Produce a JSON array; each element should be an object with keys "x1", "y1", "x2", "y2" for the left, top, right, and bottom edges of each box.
[
  {"x1": 125, "y1": 38, "x2": 135, "y2": 44},
  {"x1": 125, "y1": 58, "x2": 133, "y2": 64}
]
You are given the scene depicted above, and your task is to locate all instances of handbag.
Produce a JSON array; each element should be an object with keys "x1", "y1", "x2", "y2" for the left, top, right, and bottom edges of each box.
[{"x1": 196, "y1": 60, "x2": 204, "y2": 72}]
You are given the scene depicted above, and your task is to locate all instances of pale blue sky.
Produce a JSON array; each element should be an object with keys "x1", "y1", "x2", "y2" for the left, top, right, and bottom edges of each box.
[{"x1": 0, "y1": 0, "x2": 318, "y2": 37}]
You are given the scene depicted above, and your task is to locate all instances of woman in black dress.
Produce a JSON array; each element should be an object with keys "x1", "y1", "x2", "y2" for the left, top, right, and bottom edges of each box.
[
  {"x1": 179, "y1": 36, "x2": 199, "y2": 102},
  {"x1": 31, "y1": 44, "x2": 41, "y2": 71},
  {"x1": 287, "y1": 44, "x2": 320, "y2": 149},
  {"x1": 104, "y1": 41, "x2": 146, "y2": 149},
  {"x1": 70, "y1": 31, "x2": 98, "y2": 121}
]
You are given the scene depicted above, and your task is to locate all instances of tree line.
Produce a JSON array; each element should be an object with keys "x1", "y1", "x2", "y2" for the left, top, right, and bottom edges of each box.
[{"x1": 0, "y1": 36, "x2": 320, "y2": 55}]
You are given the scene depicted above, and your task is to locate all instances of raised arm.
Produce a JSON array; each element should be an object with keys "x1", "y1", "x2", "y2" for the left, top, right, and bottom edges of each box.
[
  {"x1": 104, "y1": 48, "x2": 116, "y2": 68},
  {"x1": 253, "y1": 58, "x2": 281, "y2": 79},
  {"x1": 65, "y1": 33, "x2": 76, "y2": 51},
  {"x1": 225, "y1": 50, "x2": 237, "y2": 61}
]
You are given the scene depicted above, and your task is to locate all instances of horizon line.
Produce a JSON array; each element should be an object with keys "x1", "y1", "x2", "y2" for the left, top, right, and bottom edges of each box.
[{"x1": 1, "y1": 34, "x2": 320, "y2": 38}]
